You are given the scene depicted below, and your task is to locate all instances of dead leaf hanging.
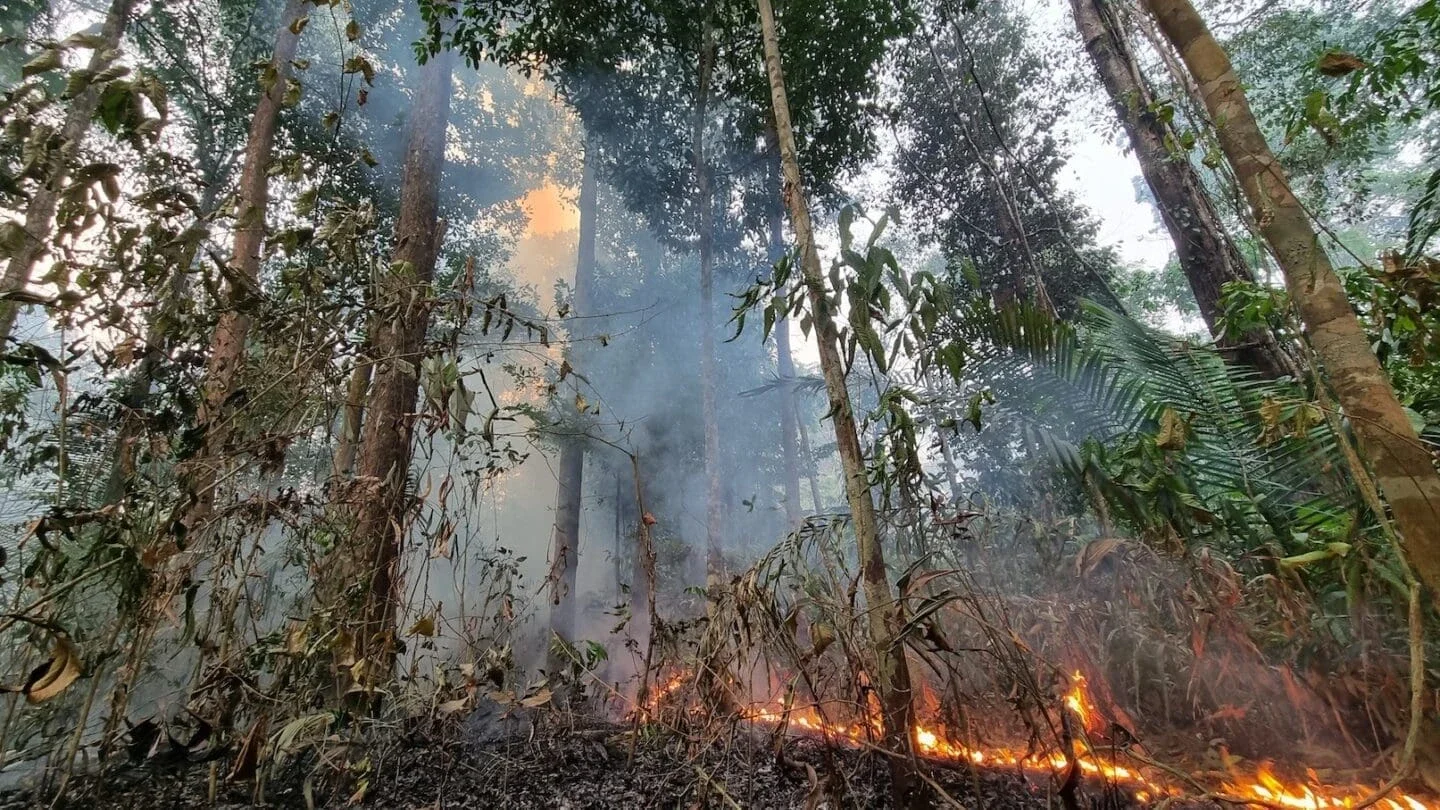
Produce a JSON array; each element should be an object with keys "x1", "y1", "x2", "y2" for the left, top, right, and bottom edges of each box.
[{"x1": 25, "y1": 637, "x2": 82, "y2": 703}]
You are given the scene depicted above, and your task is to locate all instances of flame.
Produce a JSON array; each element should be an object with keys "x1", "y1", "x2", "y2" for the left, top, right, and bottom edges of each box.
[{"x1": 639, "y1": 669, "x2": 1438, "y2": 808}]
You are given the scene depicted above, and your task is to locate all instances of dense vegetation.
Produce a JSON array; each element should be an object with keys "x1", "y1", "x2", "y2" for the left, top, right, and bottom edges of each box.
[{"x1": 0, "y1": 0, "x2": 1438, "y2": 806}]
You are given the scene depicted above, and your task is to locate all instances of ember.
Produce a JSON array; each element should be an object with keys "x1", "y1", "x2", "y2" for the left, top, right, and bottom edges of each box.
[{"x1": 643, "y1": 670, "x2": 1439, "y2": 809}]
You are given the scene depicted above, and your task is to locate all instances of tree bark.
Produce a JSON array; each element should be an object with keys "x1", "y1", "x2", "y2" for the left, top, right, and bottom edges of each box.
[
  {"x1": 179, "y1": 0, "x2": 308, "y2": 531},
  {"x1": 765, "y1": 130, "x2": 803, "y2": 529},
  {"x1": 1141, "y1": 0, "x2": 1440, "y2": 593},
  {"x1": 321, "y1": 48, "x2": 455, "y2": 699},
  {"x1": 332, "y1": 338, "x2": 373, "y2": 480},
  {"x1": 0, "y1": 0, "x2": 139, "y2": 341},
  {"x1": 1071, "y1": 0, "x2": 1297, "y2": 378},
  {"x1": 548, "y1": 134, "x2": 599, "y2": 652},
  {"x1": 693, "y1": 20, "x2": 724, "y2": 588},
  {"x1": 755, "y1": 0, "x2": 919, "y2": 803}
]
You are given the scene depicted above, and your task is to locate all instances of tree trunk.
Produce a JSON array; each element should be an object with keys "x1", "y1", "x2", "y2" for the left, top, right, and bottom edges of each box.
[
  {"x1": 548, "y1": 134, "x2": 599, "y2": 652},
  {"x1": 795, "y1": 399, "x2": 824, "y2": 511},
  {"x1": 104, "y1": 183, "x2": 226, "y2": 505},
  {"x1": 179, "y1": 0, "x2": 309, "y2": 530},
  {"x1": 766, "y1": 131, "x2": 803, "y2": 529},
  {"x1": 1141, "y1": 0, "x2": 1440, "y2": 593},
  {"x1": 628, "y1": 459, "x2": 653, "y2": 652},
  {"x1": 321, "y1": 48, "x2": 455, "y2": 699},
  {"x1": 755, "y1": 0, "x2": 919, "y2": 803},
  {"x1": 693, "y1": 21, "x2": 724, "y2": 588},
  {"x1": 0, "y1": 0, "x2": 138, "y2": 341},
  {"x1": 1072, "y1": 0, "x2": 1297, "y2": 379},
  {"x1": 924, "y1": 370, "x2": 964, "y2": 504},
  {"x1": 332, "y1": 339, "x2": 373, "y2": 480},
  {"x1": 989, "y1": 171, "x2": 1055, "y2": 316}
]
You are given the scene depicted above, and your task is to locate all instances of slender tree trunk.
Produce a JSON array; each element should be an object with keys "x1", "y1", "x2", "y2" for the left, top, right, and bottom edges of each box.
[
  {"x1": 989, "y1": 171, "x2": 1055, "y2": 316},
  {"x1": 549, "y1": 135, "x2": 599, "y2": 651},
  {"x1": 104, "y1": 184, "x2": 226, "y2": 505},
  {"x1": 0, "y1": 0, "x2": 138, "y2": 342},
  {"x1": 1141, "y1": 0, "x2": 1440, "y2": 593},
  {"x1": 795, "y1": 401, "x2": 824, "y2": 511},
  {"x1": 766, "y1": 131, "x2": 803, "y2": 529},
  {"x1": 1071, "y1": 0, "x2": 1297, "y2": 378},
  {"x1": 179, "y1": 0, "x2": 308, "y2": 531},
  {"x1": 320, "y1": 48, "x2": 455, "y2": 699},
  {"x1": 692, "y1": 20, "x2": 724, "y2": 587},
  {"x1": 613, "y1": 471, "x2": 624, "y2": 602},
  {"x1": 332, "y1": 339, "x2": 373, "y2": 479},
  {"x1": 627, "y1": 459, "x2": 653, "y2": 651},
  {"x1": 755, "y1": 0, "x2": 919, "y2": 803},
  {"x1": 924, "y1": 371, "x2": 964, "y2": 504}
]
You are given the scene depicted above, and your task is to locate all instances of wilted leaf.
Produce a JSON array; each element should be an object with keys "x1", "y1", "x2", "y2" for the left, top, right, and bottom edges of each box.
[
  {"x1": 1076, "y1": 538, "x2": 1128, "y2": 579},
  {"x1": 25, "y1": 638, "x2": 81, "y2": 703},
  {"x1": 286, "y1": 622, "x2": 309, "y2": 655},
  {"x1": 438, "y1": 697, "x2": 470, "y2": 716},
  {"x1": 342, "y1": 55, "x2": 375, "y2": 85},
  {"x1": 346, "y1": 778, "x2": 368, "y2": 806},
  {"x1": 22, "y1": 49, "x2": 62, "y2": 78},
  {"x1": 1316, "y1": 50, "x2": 1364, "y2": 77},
  {"x1": 520, "y1": 687, "x2": 552, "y2": 708},
  {"x1": 282, "y1": 78, "x2": 302, "y2": 108},
  {"x1": 228, "y1": 714, "x2": 268, "y2": 781},
  {"x1": 810, "y1": 623, "x2": 835, "y2": 657},
  {"x1": 1155, "y1": 407, "x2": 1188, "y2": 451},
  {"x1": 408, "y1": 615, "x2": 435, "y2": 637},
  {"x1": 111, "y1": 336, "x2": 137, "y2": 366}
]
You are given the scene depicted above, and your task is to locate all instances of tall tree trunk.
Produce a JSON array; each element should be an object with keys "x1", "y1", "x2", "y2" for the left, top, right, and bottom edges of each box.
[
  {"x1": 1072, "y1": 0, "x2": 1297, "y2": 378},
  {"x1": 766, "y1": 130, "x2": 803, "y2": 529},
  {"x1": 693, "y1": 20, "x2": 724, "y2": 588},
  {"x1": 549, "y1": 134, "x2": 599, "y2": 652},
  {"x1": 1141, "y1": 0, "x2": 1440, "y2": 593},
  {"x1": 180, "y1": 0, "x2": 308, "y2": 531},
  {"x1": 0, "y1": 0, "x2": 138, "y2": 341},
  {"x1": 755, "y1": 0, "x2": 919, "y2": 803},
  {"x1": 321, "y1": 48, "x2": 455, "y2": 699}
]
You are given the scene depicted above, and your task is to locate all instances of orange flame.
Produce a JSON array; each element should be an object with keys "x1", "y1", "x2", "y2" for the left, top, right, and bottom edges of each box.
[{"x1": 639, "y1": 669, "x2": 1437, "y2": 808}]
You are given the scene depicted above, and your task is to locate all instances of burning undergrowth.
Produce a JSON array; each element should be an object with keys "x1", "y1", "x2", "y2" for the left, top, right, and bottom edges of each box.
[{"x1": 625, "y1": 507, "x2": 1439, "y2": 809}]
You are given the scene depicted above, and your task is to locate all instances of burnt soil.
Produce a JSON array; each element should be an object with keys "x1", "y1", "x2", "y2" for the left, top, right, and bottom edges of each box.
[{"x1": 1, "y1": 716, "x2": 1216, "y2": 809}]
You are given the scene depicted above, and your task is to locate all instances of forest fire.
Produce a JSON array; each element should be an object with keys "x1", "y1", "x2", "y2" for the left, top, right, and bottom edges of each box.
[{"x1": 642, "y1": 669, "x2": 1437, "y2": 809}]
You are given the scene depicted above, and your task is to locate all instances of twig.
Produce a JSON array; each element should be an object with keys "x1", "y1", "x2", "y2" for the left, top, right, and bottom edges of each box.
[
  {"x1": 693, "y1": 765, "x2": 744, "y2": 810},
  {"x1": 628, "y1": 452, "x2": 660, "y2": 766}
]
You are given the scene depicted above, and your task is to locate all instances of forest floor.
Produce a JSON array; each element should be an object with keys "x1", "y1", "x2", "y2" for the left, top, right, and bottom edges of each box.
[{"x1": 0, "y1": 714, "x2": 1226, "y2": 809}]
